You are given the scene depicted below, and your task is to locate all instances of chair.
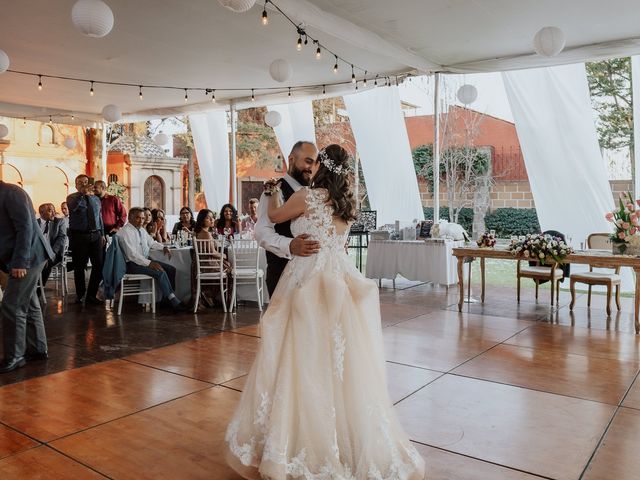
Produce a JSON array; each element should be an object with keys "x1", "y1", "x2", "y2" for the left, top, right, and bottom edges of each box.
[
  {"x1": 229, "y1": 239, "x2": 265, "y2": 312},
  {"x1": 117, "y1": 274, "x2": 156, "y2": 315},
  {"x1": 37, "y1": 275, "x2": 47, "y2": 304},
  {"x1": 193, "y1": 237, "x2": 229, "y2": 313},
  {"x1": 569, "y1": 233, "x2": 621, "y2": 316}
]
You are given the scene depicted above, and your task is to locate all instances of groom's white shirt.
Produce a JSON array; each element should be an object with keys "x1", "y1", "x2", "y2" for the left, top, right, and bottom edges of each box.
[{"x1": 255, "y1": 173, "x2": 303, "y2": 259}]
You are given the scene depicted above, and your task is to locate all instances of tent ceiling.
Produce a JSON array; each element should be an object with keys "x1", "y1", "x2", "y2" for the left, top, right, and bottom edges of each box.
[{"x1": 0, "y1": 0, "x2": 639, "y2": 122}]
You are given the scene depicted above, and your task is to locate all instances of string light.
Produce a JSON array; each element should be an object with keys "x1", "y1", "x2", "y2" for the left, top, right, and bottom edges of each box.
[
  {"x1": 297, "y1": 34, "x2": 303, "y2": 51},
  {"x1": 48, "y1": 115, "x2": 52, "y2": 124},
  {"x1": 333, "y1": 56, "x2": 338, "y2": 74},
  {"x1": 71, "y1": 114, "x2": 75, "y2": 120},
  {"x1": 288, "y1": 87, "x2": 291, "y2": 97},
  {"x1": 139, "y1": 85, "x2": 143, "y2": 100},
  {"x1": 38, "y1": 75, "x2": 43, "y2": 91},
  {"x1": 315, "y1": 42, "x2": 321, "y2": 60},
  {"x1": 261, "y1": 1, "x2": 268, "y2": 25},
  {"x1": 184, "y1": 89, "x2": 188, "y2": 102},
  {"x1": 322, "y1": 85, "x2": 326, "y2": 94},
  {"x1": 89, "y1": 81, "x2": 94, "y2": 96},
  {"x1": 374, "y1": 75, "x2": 378, "y2": 87},
  {"x1": 251, "y1": 89, "x2": 255, "y2": 101},
  {"x1": 22, "y1": 117, "x2": 26, "y2": 125},
  {"x1": 363, "y1": 71, "x2": 367, "y2": 87},
  {"x1": 211, "y1": 89, "x2": 216, "y2": 103},
  {"x1": 351, "y1": 65, "x2": 355, "y2": 83}
]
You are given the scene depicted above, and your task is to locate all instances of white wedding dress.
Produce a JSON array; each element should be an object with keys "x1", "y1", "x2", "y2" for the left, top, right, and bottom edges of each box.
[{"x1": 225, "y1": 188, "x2": 425, "y2": 480}]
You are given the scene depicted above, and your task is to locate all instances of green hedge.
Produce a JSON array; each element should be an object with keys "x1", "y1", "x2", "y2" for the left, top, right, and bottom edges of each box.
[
  {"x1": 484, "y1": 208, "x2": 540, "y2": 237},
  {"x1": 423, "y1": 207, "x2": 540, "y2": 237}
]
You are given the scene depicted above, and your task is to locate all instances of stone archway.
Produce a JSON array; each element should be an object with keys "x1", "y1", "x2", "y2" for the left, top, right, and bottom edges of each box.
[
  {"x1": 31, "y1": 166, "x2": 69, "y2": 211},
  {"x1": 0, "y1": 164, "x2": 23, "y2": 186}
]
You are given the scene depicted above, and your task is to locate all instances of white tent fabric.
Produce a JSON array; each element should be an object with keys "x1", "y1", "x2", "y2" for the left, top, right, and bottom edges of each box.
[
  {"x1": 502, "y1": 64, "x2": 613, "y2": 244},
  {"x1": 344, "y1": 86, "x2": 424, "y2": 226},
  {"x1": 189, "y1": 111, "x2": 230, "y2": 212},
  {"x1": 633, "y1": 56, "x2": 640, "y2": 197},
  {"x1": 267, "y1": 102, "x2": 317, "y2": 164}
]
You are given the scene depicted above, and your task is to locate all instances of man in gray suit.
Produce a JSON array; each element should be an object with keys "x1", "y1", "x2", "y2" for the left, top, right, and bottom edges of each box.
[
  {"x1": 37, "y1": 203, "x2": 68, "y2": 285},
  {"x1": 0, "y1": 181, "x2": 54, "y2": 373}
]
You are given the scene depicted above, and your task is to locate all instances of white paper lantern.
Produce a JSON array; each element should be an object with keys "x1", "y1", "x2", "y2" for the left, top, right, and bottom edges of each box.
[
  {"x1": 218, "y1": 0, "x2": 256, "y2": 13},
  {"x1": 101, "y1": 104, "x2": 121, "y2": 122},
  {"x1": 457, "y1": 84, "x2": 478, "y2": 105},
  {"x1": 264, "y1": 111, "x2": 282, "y2": 128},
  {"x1": 0, "y1": 49, "x2": 9, "y2": 74},
  {"x1": 533, "y1": 26, "x2": 566, "y2": 57},
  {"x1": 71, "y1": 0, "x2": 114, "y2": 38},
  {"x1": 269, "y1": 59, "x2": 292, "y2": 83},
  {"x1": 0, "y1": 124, "x2": 8, "y2": 139},
  {"x1": 63, "y1": 136, "x2": 76, "y2": 149},
  {"x1": 154, "y1": 133, "x2": 169, "y2": 146}
]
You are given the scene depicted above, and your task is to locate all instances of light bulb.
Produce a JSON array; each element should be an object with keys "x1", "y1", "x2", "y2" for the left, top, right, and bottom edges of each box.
[
  {"x1": 90, "y1": 81, "x2": 94, "y2": 96},
  {"x1": 184, "y1": 89, "x2": 188, "y2": 103},
  {"x1": 351, "y1": 65, "x2": 356, "y2": 83},
  {"x1": 38, "y1": 75, "x2": 43, "y2": 91},
  {"x1": 211, "y1": 90, "x2": 216, "y2": 103},
  {"x1": 288, "y1": 87, "x2": 291, "y2": 97},
  {"x1": 297, "y1": 36, "x2": 302, "y2": 51},
  {"x1": 333, "y1": 57, "x2": 338, "y2": 74},
  {"x1": 251, "y1": 89, "x2": 255, "y2": 101},
  {"x1": 322, "y1": 85, "x2": 326, "y2": 95},
  {"x1": 261, "y1": 8, "x2": 268, "y2": 25},
  {"x1": 316, "y1": 45, "x2": 321, "y2": 60},
  {"x1": 139, "y1": 86, "x2": 143, "y2": 100}
]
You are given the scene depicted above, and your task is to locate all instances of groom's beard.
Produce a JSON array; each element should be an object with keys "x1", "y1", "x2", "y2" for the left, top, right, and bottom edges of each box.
[{"x1": 289, "y1": 168, "x2": 310, "y2": 186}]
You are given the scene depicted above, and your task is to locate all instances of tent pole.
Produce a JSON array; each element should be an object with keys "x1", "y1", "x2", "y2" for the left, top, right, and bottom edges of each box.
[
  {"x1": 230, "y1": 101, "x2": 238, "y2": 206},
  {"x1": 433, "y1": 73, "x2": 441, "y2": 222}
]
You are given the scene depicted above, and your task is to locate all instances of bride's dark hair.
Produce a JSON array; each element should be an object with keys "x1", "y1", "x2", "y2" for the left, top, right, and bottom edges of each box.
[{"x1": 311, "y1": 144, "x2": 357, "y2": 222}]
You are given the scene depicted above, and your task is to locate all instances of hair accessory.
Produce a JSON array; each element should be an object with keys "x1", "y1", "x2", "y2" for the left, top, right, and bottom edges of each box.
[{"x1": 319, "y1": 149, "x2": 352, "y2": 175}]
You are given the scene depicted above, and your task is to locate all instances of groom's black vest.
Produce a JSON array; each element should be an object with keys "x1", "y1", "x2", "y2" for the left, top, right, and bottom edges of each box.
[{"x1": 265, "y1": 179, "x2": 296, "y2": 295}]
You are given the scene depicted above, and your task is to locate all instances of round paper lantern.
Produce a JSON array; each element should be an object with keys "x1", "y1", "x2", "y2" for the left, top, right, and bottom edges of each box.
[
  {"x1": 457, "y1": 84, "x2": 478, "y2": 105},
  {"x1": 269, "y1": 59, "x2": 292, "y2": 83},
  {"x1": 218, "y1": 0, "x2": 256, "y2": 13},
  {"x1": 533, "y1": 26, "x2": 566, "y2": 57},
  {"x1": 264, "y1": 111, "x2": 282, "y2": 128},
  {"x1": 101, "y1": 104, "x2": 121, "y2": 122},
  {"x1": 0, "y1": 124, "x2": 8, "y2": 139},
  {"x1": 71, "y1": 0, "x2": 114, "y2": 38},
  {"x1": 0, "y1": 49, "x2": 9, "y2": 74},
  {"x1": 153, "y1": 133, "x2": 169, "y2": 146},
  {"x1": 63, "y1": 136, "x2": 76, "y2": 149}
]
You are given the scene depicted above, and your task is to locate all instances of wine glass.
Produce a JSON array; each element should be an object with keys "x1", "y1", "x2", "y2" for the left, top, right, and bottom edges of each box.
[{"x1": 223, "y1": 227, "x2": 232, "y2": 238}]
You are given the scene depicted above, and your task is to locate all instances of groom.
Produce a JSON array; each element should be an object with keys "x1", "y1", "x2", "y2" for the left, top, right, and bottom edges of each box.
[{"x1": 255, "y1": 140, "x2": 321, "y2": 296}]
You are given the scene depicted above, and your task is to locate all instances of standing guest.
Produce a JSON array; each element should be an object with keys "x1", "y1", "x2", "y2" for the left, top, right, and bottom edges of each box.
[
  {"x1": 142, "y1": 207, "x2": 153, "y2": 230},
  {"x1": 93, "y1": 180, "x2": 126, "y2": 236},
  {"x1": 37, "y1": 203, "x2": 68, "y2": 284},
  {"x1": 241, "y1": 198, "x2": 259, "y2": 239},
  {"x1": 151, "y1": 208, "x2": 171, "y2": 243},
  {"x1": 0, "y1": 181, "x2": 54, "y2": 373},
  {"x1": 66, "y1": 174, "x2": 105, "y2": 305},
  {"x1": 117, "y1": 208, "x2": 185, "y2": 312},
  {"x1": 60, "y1": 201, "x2": 69, "y2": 219},
  {"x1": 215, "y1": 204, "x2": 240, "y2": 238},
  {"x1": 172, "y1": 207, "x2": 196, "y2": 235}
]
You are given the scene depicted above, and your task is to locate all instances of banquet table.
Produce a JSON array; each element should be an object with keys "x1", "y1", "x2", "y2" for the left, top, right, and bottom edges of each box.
[
  {"x1": 452, "y1": 246, "x2": 640, "y2": 333},
  {"x1": 366, "y1": 239, "x2": 463, "y2": 286},
  {"x1": 149, "y1": 246, "x2": 193, "y2": 303}
]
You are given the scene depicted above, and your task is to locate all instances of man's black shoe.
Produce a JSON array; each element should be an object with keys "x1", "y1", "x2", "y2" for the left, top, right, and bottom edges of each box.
[
  {"x1": 75, "y1": 296, "x2": 84, "y2": 304},
  {"x1": 25, "y1": 351, "x2": 48, "y2": 361},
  {"x1": 85, "y1": 297, "x2": 104, "y2": 305},
  {"x1": 0, "y1": 356, "x2": 26, "y2": 373},
  {"x1": 171, "y1": 302, "x2": 189, "y2": 313}
]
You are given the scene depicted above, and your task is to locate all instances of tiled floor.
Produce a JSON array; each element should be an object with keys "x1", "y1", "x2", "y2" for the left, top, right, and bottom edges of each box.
[{"x1": 1, "y1": 280, "x2": 640, "y2": 478}]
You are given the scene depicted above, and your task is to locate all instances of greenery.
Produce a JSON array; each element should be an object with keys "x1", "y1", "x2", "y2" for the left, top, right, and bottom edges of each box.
[
  {"x1": 484, "y1": 208, "x2": 540, "y2": 237},
  {"x1": 107, "y1": 181, "x2": 128, "y2": 202},
  {"x1": 423, "y1": 207, "x2": 474, "y2": 233},
  {"x1": 412, "y1": 144, "x2": 490, "y2": 188}
]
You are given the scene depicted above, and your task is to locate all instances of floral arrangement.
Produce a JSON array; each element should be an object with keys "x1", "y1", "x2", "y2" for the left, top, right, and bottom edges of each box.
[
  {"x1": 508, "y1": 233, "x2": 573, "y2": 265},
  {"x1": 476, "y1": 231, "x2": 497, "y2": 248},
  {"x1": 605, "y1": 192, "x2": 640, "y2": 252}
]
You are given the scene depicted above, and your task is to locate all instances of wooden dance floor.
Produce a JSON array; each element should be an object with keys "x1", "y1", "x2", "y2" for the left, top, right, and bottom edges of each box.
[{"x1": 1, "y1": 283, "x2": 640, "y2": 479}]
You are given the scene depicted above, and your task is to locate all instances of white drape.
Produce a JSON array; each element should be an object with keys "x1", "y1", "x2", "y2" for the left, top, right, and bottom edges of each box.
[
  {"x1": 633, "y1": 56, "x2": 640, "y2": 197},
  {"x1": 502, "y1": 64, "x2": 613, "y2": 245},
  {"x1": 267, "y1": 101, "x2": 316, "y2": 164},
  {"x1": 189, "y1": 111, "x2": 229, "y2": 211},
  {"x1": 344, "y1": 86, "x2": 424, "y2": 226}
]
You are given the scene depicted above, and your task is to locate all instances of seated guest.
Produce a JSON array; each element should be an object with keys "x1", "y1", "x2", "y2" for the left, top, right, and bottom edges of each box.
[
  {"x1": 142, "y1": 207, "x2": 152, "y2": 230},
  {"x1": 151, "y1": 208, "x2": 171, "y2": 243},
  {"x1": 146, "y1": 222, "x2": 157, "y2": 238},
  {"x1": 37, "y1": 203, "x2": 68, "y2": 284},
  {"x1": 241, "y1": 198, "x2": 259, "y2": 239},
  {"x1": 117, "y1": 208, "x2": 185, "y2": 311},
  {"x1": 94, "y1": 180, "x2": 126, "y2": 236},
  {"x1": 192, "y1": 209, "x2": 229, "y2": 309},
  {"x1": 215, "y1": 203, "x2": 240, "y2": 238},
  {"x1": 172, "y1": 207, "x2": 196, "y2": 235}
]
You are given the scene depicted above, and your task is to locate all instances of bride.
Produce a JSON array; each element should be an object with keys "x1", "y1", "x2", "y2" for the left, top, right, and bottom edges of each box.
[{"x1": 225, "y1": 144, "x2": 426, "y2": 480}]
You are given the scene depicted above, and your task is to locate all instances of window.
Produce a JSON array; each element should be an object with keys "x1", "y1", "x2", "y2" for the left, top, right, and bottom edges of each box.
[
  {"x1": 40, "y1": 125, "x2": 55, "y2": 145},
  {"x1": 108, "y1": 173, "x2": 118, "y2": 184},
  {"x1": 144, "y1": 175, "x2": 164, "y2": 210}
]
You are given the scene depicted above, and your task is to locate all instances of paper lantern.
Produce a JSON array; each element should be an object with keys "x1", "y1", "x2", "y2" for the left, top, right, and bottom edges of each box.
[
  {"x1": 218, "y1": 0, "x2": 256, "y2": 13},
  {"x1": 533, "y1": 26, "x2": 566, "y2": 57},
  {"x1": 101, "y1": 104, "x2": 121, "y2": 122},
  {"x1": 63, "y1": 136, "x2": 76, "y2": 149},
  {"x1": 71, "y1": 0, "x2": 114, "y2": 38},
  {"x1": 0, "y1": 49, "x2": 9, "y2": 74},
  {"x1": 0, "y1": 124, "x2": 8, "y2": 139},
  {"x1": 457, "y1": 84, "x2": 478, "y2": 105},
  {"x1": 269, "y1": 59, "x2": 292, "y2": 83},
  {"x1": 154, "y1": 133, "x2": 169, "y2": 146},
  {"x1": 264, "y1": 111, "x2": 282, "y2": 128}
]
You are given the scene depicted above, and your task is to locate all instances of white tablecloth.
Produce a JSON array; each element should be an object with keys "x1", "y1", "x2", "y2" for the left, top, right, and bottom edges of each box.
[
  {"x1": 365, "y1": 240, "x2": 462, "y2": 285},
  {"x1": 149, "y1": 247, "x2": 193, "y2": 303}
]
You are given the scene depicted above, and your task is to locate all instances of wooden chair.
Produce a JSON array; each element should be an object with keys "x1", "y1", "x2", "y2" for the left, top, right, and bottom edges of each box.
[
  {"x1": 517, "y1": 259, "x2": 564, "y2": 306},
  {"x1": 569, "y1": 233, "x2": 620, "y2": 316}
]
